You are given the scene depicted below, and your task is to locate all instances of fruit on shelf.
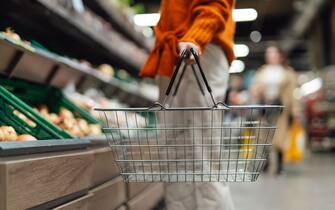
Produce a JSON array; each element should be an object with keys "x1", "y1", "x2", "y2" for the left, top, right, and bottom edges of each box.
[
  {"x1": 0, "y1": 126, "x2": 17, "y2": 141},
  {"x1": 77, "y1": 119, "x2": 90, "y2": 135},
  {"x1": 88, "y1": 124, "x2": 102, "y2": 136},
  {"x1": 35, "y1": 106, "x2": 102, "y2": 137},
  {"x1": 13, "y1": 110, "x2": 37, "y2": 128},
  {"x1": 3, "y1": 27, "x2": 21, "y2": 41},
  {"x1": 97, "y1": 64, "x2": 114, "y2": 77},
  {"x1": 17, "y1": 134, "x2": 37, "y2": 141},
  {"x1": 59, "y1": 107, "x2": 74, "y2": 119},
  {"x1": 0, "y1": 126, "x2": 37, "y2": 142},
  {"x1": 79, "y1": 59, "x2": 92, "y2": 68},
  {"x1": 116, "y1": 69, "x2": 131, "y2": 82},
  {"x1": 48, "y1": 113, "x2": 61, "y2": 125},
  {"x1": 0, "y1": 27, "x2": 32, "y2": 49}
]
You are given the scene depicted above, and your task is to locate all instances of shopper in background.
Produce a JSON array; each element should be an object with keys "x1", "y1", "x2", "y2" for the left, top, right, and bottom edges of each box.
[
  {"x1": 252, "y1": 44, "x2": 300, "y2": 175},
  {"x1": 141, "y1": 0, "x2": 235, "y2": 210}
]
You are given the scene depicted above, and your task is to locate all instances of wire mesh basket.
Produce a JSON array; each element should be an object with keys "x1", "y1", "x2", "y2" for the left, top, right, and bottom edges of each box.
[{"x1": 96, "y1": 49, "x2": 283, "y2": 183}]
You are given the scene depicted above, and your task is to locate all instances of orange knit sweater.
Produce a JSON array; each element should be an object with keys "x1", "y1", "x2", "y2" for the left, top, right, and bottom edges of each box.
[{"x1": 140, "y1": 0, "x2": 235, "y2": 78}]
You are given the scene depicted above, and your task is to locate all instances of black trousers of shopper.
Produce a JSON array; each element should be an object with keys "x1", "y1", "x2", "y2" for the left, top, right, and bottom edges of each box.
[
  {"x1": 263, "y1": 148, "x2": 283, "y2": 175},
  {"x1": 276, "y1": 149, "x2": 283, "y2": 174}
]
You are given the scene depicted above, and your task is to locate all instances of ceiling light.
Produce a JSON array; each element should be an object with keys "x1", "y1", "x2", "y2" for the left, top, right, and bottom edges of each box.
[
  {"x1": 233, "y1": 8, "x2": 258, "y2": 22},
  {"x1": 134, "y1": 13, "x2": 160, "y2": 27},
  {"x1": 250, "y1": 30, "x2": 262, "y2": 43},
  {"x1": 134, "y1": 8, "x2": 258, "y2": 27},
  {"x1": 234, "y1": 44, "x2": 249, "y2": 57},
  {"x1": 229, "y1": 60, "x2": 245, "y2": 73}
]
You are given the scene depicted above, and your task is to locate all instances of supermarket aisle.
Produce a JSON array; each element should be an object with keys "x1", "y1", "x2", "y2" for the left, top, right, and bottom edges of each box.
[{"x1": 230, "y1": 153, "x2": 335, "y2": 210}]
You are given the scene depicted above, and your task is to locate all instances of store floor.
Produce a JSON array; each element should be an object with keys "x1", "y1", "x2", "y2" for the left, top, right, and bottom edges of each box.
[{"x1": 229, "y1": 152, "x2": 335, "y2": 210}]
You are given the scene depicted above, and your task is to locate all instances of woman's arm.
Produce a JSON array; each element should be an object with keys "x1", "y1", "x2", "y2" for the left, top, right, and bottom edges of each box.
[{"x1": 179, "y1": 0, "x2": 234, "y2": 56}]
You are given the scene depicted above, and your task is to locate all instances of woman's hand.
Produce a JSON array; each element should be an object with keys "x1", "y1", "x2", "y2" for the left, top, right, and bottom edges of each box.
[{"x1": 178, "y1": 42, "x2": 201, "y2": 64}]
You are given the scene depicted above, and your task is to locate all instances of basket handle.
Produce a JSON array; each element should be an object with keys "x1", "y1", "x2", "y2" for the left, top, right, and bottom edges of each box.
[
  {"x1": 164, "y1": 49, "x2": 188, "y2": 97},
  {"x1": 190, "y1": 48, "x2": 216, "y2": 105},
  {"x1": 172, "y1": 64, "x2": 205, "y2": 97},
  {"x1": 161, "y1": 48, "x2": 226, "y2": 108}
]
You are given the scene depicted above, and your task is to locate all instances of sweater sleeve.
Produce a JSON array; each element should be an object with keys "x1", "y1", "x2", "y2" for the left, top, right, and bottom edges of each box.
[{"x1": 179, "y1": 0, "x2": 233, "y2": 52}]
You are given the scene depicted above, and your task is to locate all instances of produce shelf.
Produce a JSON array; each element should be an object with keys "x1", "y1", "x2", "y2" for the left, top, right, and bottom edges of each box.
[
  {"x1": 36, "y1": 0, "x2": 147, "y2": 73},
  {"x1": 0, "y1": 37, "x2": 154, "y2": 107},
  {"x1": 0, "y1": 139, "x2": 90, "y2": 156},
  {"x1": 0, "y1": 86, "x2": 72, "y2": 140},
  {"x1": 0, "y1": 0, "x2": 148, "y2": 74},
  {"x1": 83, "y1": 0, "x2": 153, "y2": 51}
]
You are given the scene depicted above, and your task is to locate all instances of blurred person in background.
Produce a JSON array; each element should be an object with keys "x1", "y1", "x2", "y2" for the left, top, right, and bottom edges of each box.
[
  {"x1": 140, "y1": 0, "x2": 236, "y2": 210},
  {"x1": 252, "y1": 44, "x2": 300, "y2": 175}
]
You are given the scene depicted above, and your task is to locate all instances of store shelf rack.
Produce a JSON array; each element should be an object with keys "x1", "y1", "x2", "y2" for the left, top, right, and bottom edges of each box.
[
  {"x1": 0, "y1": 139, "x2": 90, "y2": 156},
  {"x1": 83, "y1": 0, "x2": 153, "y2": 51},
  {"x1": 36, "y1": 0, "x2": 147, "y2": 73},
  {"x1": 0, "y1": 37, "x2": 154, "y2": 107},
  {"x1": 0, "y1": 0, "x2": 148, "y2": 74}
]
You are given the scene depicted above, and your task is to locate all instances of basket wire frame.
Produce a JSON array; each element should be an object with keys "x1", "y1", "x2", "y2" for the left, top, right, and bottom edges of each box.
[
  {"x1": 98, "y1": 106, "x2": 281, "y2": 182},
  {"x1": 96, "y1": 49, "x2": 282, "y2": 182}
]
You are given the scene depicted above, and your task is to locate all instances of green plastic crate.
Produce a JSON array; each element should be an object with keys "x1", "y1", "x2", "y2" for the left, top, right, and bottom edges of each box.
[
  {"x1": 0, "y1": 78, "x2": 103, "y2": 138},
  {"x1": 0, "y1": 78, "x2": 102, "y2": 124},
  {"x1": 0, "y1": 86, "x2": 72, "y2": 139}
]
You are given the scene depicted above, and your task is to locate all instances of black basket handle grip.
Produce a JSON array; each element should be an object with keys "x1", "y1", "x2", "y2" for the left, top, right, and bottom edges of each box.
[
  {"x1": 190, "y1": 48, "x2": 212, "y2": 94},
  {"x1": 165, "y1": 48, "x2": 212, "y2": 96},
  {"x1": 172, "y1": 64, "x2": 205, "y2": 96},
  {"x1": 164, "y1": 49, "x2": 188, "y2": 96},
  {"x1": 160, "y1": 47, "x2": 229, "y2": 109}
]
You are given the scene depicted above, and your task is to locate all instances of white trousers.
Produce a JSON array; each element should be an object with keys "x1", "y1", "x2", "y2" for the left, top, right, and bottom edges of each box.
[{"x1": 158, "y1": 44, "x2": 235, "y2": 210}]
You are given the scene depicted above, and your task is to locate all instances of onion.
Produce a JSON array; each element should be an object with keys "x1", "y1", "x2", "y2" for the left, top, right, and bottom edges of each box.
[
  {"x1": 77, "y1": 119, "x2": 90, "y2": 135},
  {"x1": 13, "y1": 110, "x2": 36, "y2": 127},
  {"x1": 98, "y1": 64, "x2": 114, "y2": 76},
  {"x1": 89, "y1": 124, "x2": 102, "y2": 136},
  {"x1": 0, "y1": 126, "x2": 17, "y2": 141},
  {"x1": 59, "y1": 108, "x2": 74, "y2": 119},
  {"x1": 68, "y1": 125, "x2": 83, "y2": 137},
  {"x1": 17, "y1": 134, "x2": 37, "y2": 141},
  {"x1": 61, "y1": 118, "x2": 77, "y2": 129},
  {"x1": 48, "y1": 113, "x2": 61, "y2": 125},
  {"x1": 5, "y1": 28, "x2": 21, "y2": 41},
  {"x1": 0, "y1": 129, "x2": 5, "y2": 141},
  {"x1": 38, "y1": 105, "x2": 50, "y2": 118}
]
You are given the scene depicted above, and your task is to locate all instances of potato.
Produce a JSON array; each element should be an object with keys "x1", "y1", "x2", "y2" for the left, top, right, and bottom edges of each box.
[
  {"x1": 5, "y1": 28, "x2": 21, "y2": 41},
  {"x1": 0, "y1": 129, "x2": 5, "y2": 141},
  {"x1": 77, "y1": 119, "x2": 90, "y2": 135},
  {"x1": 38, "y1": 105, "x2": 49, "y2": 114},
  {"x1": 60, "y1": 118, "x2": 76, "y2": 130},
  {"x1": 17, "y1": 134, "x2": 37, "y2": 141},
  {"x1": 0, "y1": 126, "x2": 17, "y2": 141},
  {"x1": 13, "y1": 110, "x2": 36, "y2": 128},
  {"x1": 48, "y1": 113, "x2": 61, "y2": 125},
  {"x1": 98, "y1": 64, "x2": 114, "y2": 76},
  {"x1": 59, "y1": 108, "x2": 74, "y2": 119},
  {"x1": 68, "y1": 125, "x2": 83, "y2": 137},
  {"x1": 88, "y1": 124, "x2": 102, "y2": 136}
]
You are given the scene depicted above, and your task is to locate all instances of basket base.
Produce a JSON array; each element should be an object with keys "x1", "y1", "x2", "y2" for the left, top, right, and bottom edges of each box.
[{"x1": 121, "y1": 172, "x2": 258, "y2": 182}]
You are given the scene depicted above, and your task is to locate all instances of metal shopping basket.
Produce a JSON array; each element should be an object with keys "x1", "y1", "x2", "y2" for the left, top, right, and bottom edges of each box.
[{"x1": 96, "y1": 48, "x2": 283, "y2": 183}]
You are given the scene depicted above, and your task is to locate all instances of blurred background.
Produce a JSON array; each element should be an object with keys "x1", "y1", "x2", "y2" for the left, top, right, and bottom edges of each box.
[{"x1": 0, "y1": 0, "x2": 334, "y2": 210}]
